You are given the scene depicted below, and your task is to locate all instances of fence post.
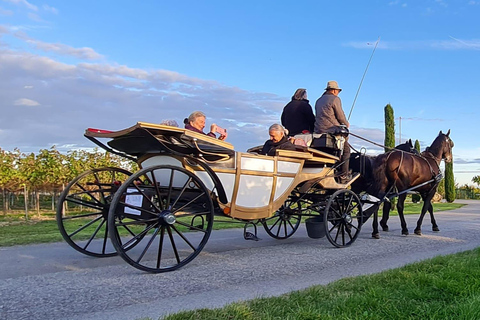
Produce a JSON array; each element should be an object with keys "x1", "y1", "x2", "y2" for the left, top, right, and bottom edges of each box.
[{"x1": 23, "y1": 184, "x2": 28, "y2": 220}]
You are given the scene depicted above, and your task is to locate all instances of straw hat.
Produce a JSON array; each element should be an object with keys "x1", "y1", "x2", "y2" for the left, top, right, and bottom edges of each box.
[{"x1": 325, "y1": 80, "x2": 342, "y2": 91}]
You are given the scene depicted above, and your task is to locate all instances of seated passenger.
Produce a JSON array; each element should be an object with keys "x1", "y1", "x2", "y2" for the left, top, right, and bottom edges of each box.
[
  {"x1": 281, "y1": 88, "x2": 315, "y2": 136},
  {"x1": 160, "y1": 119, "x2": 179, "y2": 127},
  {"x1": 260, "y1": 124, "x2": 297, "y2": 156},
  {"x1": 184, "y1": 111, "x2": 226, "y2": 140}
]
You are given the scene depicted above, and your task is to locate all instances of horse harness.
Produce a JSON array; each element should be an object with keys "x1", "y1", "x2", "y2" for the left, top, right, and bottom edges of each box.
[{"x1": 385, "y1": 149, "x2": 442, "y2": 199}]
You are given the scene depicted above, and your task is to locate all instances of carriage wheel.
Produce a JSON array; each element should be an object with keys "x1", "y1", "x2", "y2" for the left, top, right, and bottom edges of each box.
[
  {"x1": 324, "y1": 189, "x2": 363, "y2": 248},
  {"x1": 56, "y1": 167, "x2": 132, "y2": 257},
  {"x1": 108, "y1": 165, "x2": 214, "y2": 273},
  {"x1": 261, "y1": 190, "x2": 305, "y2": 239}
]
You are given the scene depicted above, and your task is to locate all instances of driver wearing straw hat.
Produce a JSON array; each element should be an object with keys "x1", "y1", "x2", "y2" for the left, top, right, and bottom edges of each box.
[{"x1": 314, "y1": 80, "x2": 351, "y2": 182}]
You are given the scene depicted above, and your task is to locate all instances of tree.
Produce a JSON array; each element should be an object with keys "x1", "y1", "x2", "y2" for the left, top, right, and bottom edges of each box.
[
  {"x1": 473, "y1": 175, "x2": 480, "y2": 186},
  {"x1": 384, "y1": 104, "x2": 395, "y2": 152},
  {"x1": 411, "y1": 139, "x2": 422, "y2": 203},
  {"x1": 414, "y1": 139, "x2": 421, "y2": 152},
  {"x1": 445, "y1": 161, "x2": 455, "y2": 202}
]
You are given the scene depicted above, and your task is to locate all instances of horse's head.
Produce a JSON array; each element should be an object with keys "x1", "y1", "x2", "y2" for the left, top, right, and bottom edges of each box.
[
  {"x1": 395, "y1": 139, "x2": 418, "y2": 154},
  {"x1": 437, "y1": 129, "x2": 454, "y2": 163}
]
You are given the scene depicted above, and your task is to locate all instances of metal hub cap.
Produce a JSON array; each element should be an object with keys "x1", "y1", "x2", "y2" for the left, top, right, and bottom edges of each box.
[
  {"x1": 344, "y1": 214, "x2": 352, "y2": 224},
  {"x1": 160, "y1": 211, "x2": 176, "y2": 225}
]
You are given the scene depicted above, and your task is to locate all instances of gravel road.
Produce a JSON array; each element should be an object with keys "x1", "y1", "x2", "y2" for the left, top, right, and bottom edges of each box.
[{"x1": 0, "y1": 200, "x2": 479, "y2": 320}]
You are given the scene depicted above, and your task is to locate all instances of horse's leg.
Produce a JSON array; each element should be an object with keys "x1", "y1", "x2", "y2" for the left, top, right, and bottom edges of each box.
[
  {"x1": 396, "y1": 193, "x2": 409, "y2": 235},
  {"x1": 372, "y1": 206, "x2": 380, "y2": 239},
  {"x1": 429, "y1": 202, "x2": 439, "y2": 232},
  {"x1": 379, "y1": 201, "x2": 390, "y2": 232},
  {"x1": 414, "y1": 192, "x2": 435, "y2": 235}
]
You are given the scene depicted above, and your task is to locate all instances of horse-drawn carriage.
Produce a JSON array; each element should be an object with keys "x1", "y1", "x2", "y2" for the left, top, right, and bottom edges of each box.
[{"x1": 56, "y1": 122, "x2": 453, "y2": 273}]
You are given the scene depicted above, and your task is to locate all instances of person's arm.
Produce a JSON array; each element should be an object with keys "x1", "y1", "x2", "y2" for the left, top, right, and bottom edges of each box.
[
  {"x1": 333, "y1": 98, "x2": 349, "y2": 128},
  {"x1": 305, "y1": 103, "x2": 315, "y2": 132}
]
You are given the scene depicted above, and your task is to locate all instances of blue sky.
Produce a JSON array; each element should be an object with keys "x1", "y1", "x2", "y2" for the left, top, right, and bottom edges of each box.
[{"x1": 1, "y1": 0, "x2": 479, "y2": 185}]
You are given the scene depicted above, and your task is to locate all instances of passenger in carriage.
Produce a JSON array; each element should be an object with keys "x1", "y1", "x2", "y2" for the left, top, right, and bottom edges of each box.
[
  {"x1": 260, "y1": 123, "x2": 297, "y2": 156},
  {"x1": 281, "y1": 88, "x2": 315, "y2": 136},
  {"x1": 314, "y1": 80, "x2": 351, "y2": 182},
  {"x1": 184, "y1": 111, "x2": 227, "y2": 140}
]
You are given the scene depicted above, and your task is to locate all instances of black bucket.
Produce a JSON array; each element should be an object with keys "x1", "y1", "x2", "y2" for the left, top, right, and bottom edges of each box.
[{"x1": 305, "y1": 216, "x2": 325, "y2": 239}]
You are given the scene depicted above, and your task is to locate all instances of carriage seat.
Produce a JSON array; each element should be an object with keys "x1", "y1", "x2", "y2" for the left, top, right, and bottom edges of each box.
[{"x1": 295, "y1": 133, "x2": 345, "y2": 158}]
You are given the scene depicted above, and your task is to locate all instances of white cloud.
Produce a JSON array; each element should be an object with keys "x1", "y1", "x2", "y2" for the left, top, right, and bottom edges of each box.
[
  {"x1": 14, "y1": 98, "x2": 40, "y2": 106},
  {"x1": 0, "y1": 7, "x2": 13, "y2": 15},
  {"x1": 12, "y1": 31, "x2": 105, "y2": 60},
  {"x1": 3, "y1": 0, "x2": 37, "y2": 11},
  {"x1": 42, "y1": 4, "x2": 58, "y2": 14}
]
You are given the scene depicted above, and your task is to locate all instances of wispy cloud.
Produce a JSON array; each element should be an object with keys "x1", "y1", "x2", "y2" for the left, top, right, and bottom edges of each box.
[
  {"x1": 14, "y1": 98, "x2": 40, "y2": 106},
  {"x1": 388, "y1": 1, "x2": 407, "y2": 7},
  {"x1": 0, "y1": 7, "x2": 13, "y2": 15},
  {"x1": 42, "y1": 4, "x2": 58, "y2": 14},
  {"x1": 11, "y1": 30, "x2": 104, "y2": 60},
  {"x1": 3, "y1": 0, "x2": 37, "y2": 11},
  {"x1": 344, "y1": 38, "x2": 480, "y2": 51}
]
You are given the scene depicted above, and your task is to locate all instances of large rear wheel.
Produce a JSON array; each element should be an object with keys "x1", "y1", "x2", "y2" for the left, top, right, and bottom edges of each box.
[
  {"x1": 56, "y1": 167, "x2": 131, "y2": 257},
  {"x1": 108, "y1": 165, "x2": 214, "y2": 273}
]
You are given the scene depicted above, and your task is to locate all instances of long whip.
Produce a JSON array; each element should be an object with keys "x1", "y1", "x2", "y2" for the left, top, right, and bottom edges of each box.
[{"x1": 347, "y1": 36, "x2": 380, "y2": 121}]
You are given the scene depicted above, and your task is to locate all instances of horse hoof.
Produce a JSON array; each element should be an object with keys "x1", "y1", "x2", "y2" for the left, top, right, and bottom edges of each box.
[
  {"x1": 433, "y1": 227, "x2": 440, "y2": 232},
  {"x1": 402, "y1": 231, "x2": 409, "y2": 236},
  {"x1": 372, "y1": 233, "x2": 380, "y2": 239},
  {"x1": 414, "y1": 229, "x2": 422, "y2": 235},
  {"x1": 380, "y1": 221, "x2": 389, "y2": 232}
]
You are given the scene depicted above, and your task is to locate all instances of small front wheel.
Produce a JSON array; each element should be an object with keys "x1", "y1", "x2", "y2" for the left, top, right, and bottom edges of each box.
[
  {"x1": 108, "y1": 165, "x2": 214, "y2": 273},
  {"x1": 324, "y1": 189, "x2": 363, "y2": 248},
  {"x1": 261, "y1": 190, "x2": 306, "y2": 239}
]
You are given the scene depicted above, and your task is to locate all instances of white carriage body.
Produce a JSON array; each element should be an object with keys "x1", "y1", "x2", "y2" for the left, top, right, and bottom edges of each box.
[{"x1": 86, "y1": 122, "x2": 351, "y2": 220}]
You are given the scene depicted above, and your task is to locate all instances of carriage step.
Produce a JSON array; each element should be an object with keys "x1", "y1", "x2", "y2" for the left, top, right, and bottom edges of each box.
[
  {"x1": 244, "y1": 231, "x2": 260, "y2": 241},
  {"x1": 243, "y1": 222, "x2": 260, "y2": 241}
]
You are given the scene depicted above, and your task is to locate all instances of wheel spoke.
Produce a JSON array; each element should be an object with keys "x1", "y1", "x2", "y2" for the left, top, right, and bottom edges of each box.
[
  {"x1": 61, "y1": 210, "x2": 103, "y2": 220},
  {"x1": 175, "y1": 220, "x2": 208, "y2": 233},
  {"x1": 171, "y1": 224, "x2": 196, "y2": 250},
  {"x1": 64, "y1": 195, "x2": 104, "y2": 211},
  {"x1": 121, "y1": 223, "x2": 157, "y2": 250},
  {"x1": 167, "y1": 226, "x2": 181, "y2": 264},
  {"x1": 67, "y1": 215, "x2": 103, "y2": 237},
  {"x1": 135, "y1": 226, "x2": 161, "y2": 264},
  {"x1": 82, "y1": 218, "x2": 106, "y2": 250}
]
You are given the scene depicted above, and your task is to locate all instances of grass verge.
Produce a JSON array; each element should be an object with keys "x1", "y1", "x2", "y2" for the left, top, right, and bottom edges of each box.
[
  {"x1": 158, "y1": 247, "x2": 480, "y2": 320},
  {"x1": 0, "y1": 202, "x2": 466, "y2": 247}
]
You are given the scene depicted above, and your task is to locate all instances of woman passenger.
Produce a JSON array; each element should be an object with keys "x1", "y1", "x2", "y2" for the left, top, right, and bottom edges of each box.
[{"x1": 260, "y1": 124, "x2": 297, "y2": 156}]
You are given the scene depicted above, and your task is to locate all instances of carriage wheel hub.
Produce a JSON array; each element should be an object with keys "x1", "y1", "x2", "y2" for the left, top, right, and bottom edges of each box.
[
  {"x1": 345, "y1": 214, "x2": 352, "y2": 224},
  {"x1": 160, "y1": 211, "x2": 176, "y2": 225}
]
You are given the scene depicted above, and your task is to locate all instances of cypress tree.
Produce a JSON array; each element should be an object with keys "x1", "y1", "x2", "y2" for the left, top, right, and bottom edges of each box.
[
  {"x1": 445, "y1": 161, "x2": 455, "y2": 202},
  {"x1": 384, "y1": 104, "x2": 395, "y2": 152},
  {"x1": 414, "y1": 139, "x2": 421, "y2": 152}
]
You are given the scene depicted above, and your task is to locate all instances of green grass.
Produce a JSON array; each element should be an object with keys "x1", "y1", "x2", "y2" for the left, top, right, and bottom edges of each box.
[
  {"x1": 0, "y1": 202, "x2": 467, "y2": 247},
  {"x1": 158, "y1": 248, "x2": 480, "y2": 320},
  {"x1": 389, "y1": 202, "x2": 463, "y2": 215}
]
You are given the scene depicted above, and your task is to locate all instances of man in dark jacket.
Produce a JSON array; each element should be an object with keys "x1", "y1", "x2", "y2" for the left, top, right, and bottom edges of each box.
[
  {"x1": 314, "y1": 81, "x2": 351, "y2": 182},
  {"x1": 281, "y1": 88, "x2": 315, "y2": 136}
]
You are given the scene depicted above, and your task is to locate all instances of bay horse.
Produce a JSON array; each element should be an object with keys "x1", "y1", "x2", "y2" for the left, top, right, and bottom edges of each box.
[
  {"x1": 349, "y1": 139, "x2": 419, "y2": 237},
  {"x1": 371, "y1": 130, "x2": 454, "y2": 237}
]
